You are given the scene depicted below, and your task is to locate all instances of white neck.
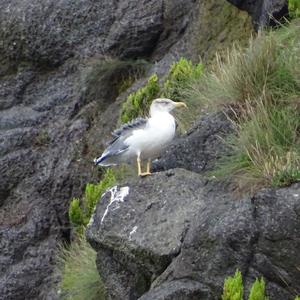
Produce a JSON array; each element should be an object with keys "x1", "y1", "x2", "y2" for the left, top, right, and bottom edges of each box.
[{"x1": 150, "y1": 106, "x2": 169, "y2": 117}]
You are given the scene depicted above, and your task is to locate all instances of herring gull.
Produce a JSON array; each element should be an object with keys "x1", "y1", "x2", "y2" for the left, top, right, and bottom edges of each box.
[{"x1": 94, "y1": 98, "x2": 187, "y2": 176}]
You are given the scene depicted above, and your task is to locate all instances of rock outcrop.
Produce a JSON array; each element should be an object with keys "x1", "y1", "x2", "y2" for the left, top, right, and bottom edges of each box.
[
  {"x1": 153, "y1": 111, "x2": 234, "y2": 174},
  {"x1": 1, "y1": 0, "x2": 291, "y2": 299},
  {"x1": 87, "y1": 169, "x2": 300, "y2": 300},
  {"x1": 227, "y1": 0, "x2": 288, "y2": 29}
]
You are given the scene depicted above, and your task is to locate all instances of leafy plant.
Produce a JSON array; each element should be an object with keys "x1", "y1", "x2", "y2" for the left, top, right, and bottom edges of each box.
[
  {"x1": 222, "y1": 270, "x2": 244, "y2": 300},
  {"x1": 289, "y1": 0, "x2": 300, "y2": 18},
  {"x1": 69, "y1": 169, "x2": 116, "y2": 230},
  {"x1": 248, "y1": 278, "x2": 269, "y2": 300},
  {"x1": 120, "y1": 74, "x2": 160, "y2": 123},
  {"x1": 57, "y1": 236, "x2": 106, "y2": 300},
  {"x1": 68, "y1": 198, "x2": 86, "y2": 228},
  {"x1": 162, "y1": 57, "x2": 203, "y2": 101}
]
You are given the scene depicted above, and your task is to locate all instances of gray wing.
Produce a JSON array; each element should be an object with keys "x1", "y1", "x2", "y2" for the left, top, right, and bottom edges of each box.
[
  {"x1": 109, "y1": 117, "x2": 148, "y2": 145},
  {"x1": 102, "y1": 117, "x2": 148, "y2": 158}
]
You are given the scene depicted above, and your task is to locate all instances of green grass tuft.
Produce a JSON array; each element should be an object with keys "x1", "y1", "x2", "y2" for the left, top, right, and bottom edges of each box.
[
  {"x1": 188, "y1": 23, "x2": 300, "y2": 109},
  {"x1": 193, "y1": 22, "x2": 300, "y2": 191},
  {"x1": 120, "y1": 74, "x2": 160, "y2": 123},
  {"x1": 214, "y1": 99, "x2": 300, "y2": 191},
  {"x1": 120, "y1": 58, "x2": 203, "y2": 130},
  {"x1": 222, "y1": 270, "x2": 244, "y2": 300},
  {"x1": 289, "y1": 0, "x2": 300, "y2": 18},
  {"x1": 69, "y1": 169, "x2": 116, "y2": 231},
  {"x1": 162, "y1": 58, "x2": 203, "y2": 101},
  {"x1": 222, "y1": 271, "x2": 273, "y2": 300},
  {"x1": 248, "y1": 278, "x2": 269, "y2": 300},
  {"x1": 57, "y1": 236, "x2": 106, "y2": 300}
]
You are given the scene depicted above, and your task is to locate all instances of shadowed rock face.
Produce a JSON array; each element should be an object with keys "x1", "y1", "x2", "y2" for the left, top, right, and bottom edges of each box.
[
  {"x1": 0, "y1": 0, "x2": 198, "y2": 298},
  {"x1": 153, "y1": 111, "x2": 234, "y2": 174},
  {"x1": 87, "y1": 169, "x2": 300, "y2": 300},
  {"x1": 226, "y1": 0, "x2": 288, "y2": 29}
]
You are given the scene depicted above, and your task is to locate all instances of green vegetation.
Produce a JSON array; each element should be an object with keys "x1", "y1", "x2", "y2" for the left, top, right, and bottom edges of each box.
[
  {"x1": 289, "y1": 0, "x2": 300, "y2": 18},
  {"x1": 120, "y1": 74, "x2": 160, "y2": 123},
  {"x1": 57, "y1": 236, "x2": 106, "y2": 300},
  {"x1": 190, "y1": 21, "x2": 300, "y2": 191},
  {"x1": 162, "y1": 58, "x2": 203, "y2": 101},
  {"x1": 222, "y1": 271, "x2": 300, "y2": 300},
  {"x1": 222, "y1": 270, "x2": 244, "y2": 300},
  {"x1": 248, "y1": 278, "x2": 269, "y2": 300},
  {"x1": 69, "y1": 169, "x2": 116, "y2": 231},
  {"x1": 222, "y1": 271, "x2": 269, "y2": 300},
  {"x1": 120, "y1": 58, "x2": 203, "y2": 128},
  {"x1": 58, "y1": 169, "x2": 117, "y2": 299},
  {"x1": 189, "y1": 25, "x2": 300, "y2": 109}
]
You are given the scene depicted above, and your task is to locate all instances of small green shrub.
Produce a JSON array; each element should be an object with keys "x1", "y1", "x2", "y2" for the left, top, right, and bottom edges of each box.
[
  {"x1": 69, "y1": 169, "x2": 116, "y2": 230},
  {"x1": 289, "y1": 0, "x2": 300, "y2": 18},
  {"x1": 120, "y1": 74, "x2": 160, "y2": 123},
  {"x1": 248, "y1": 278, "x2": 269, "y2": 300},
  {"x1": 222, "y1": 271, "x2": 271, "y2": 300},
  {"x1": 57, "y1": 236, "x2": 106, "y2": 300},
  {"x1": 120, "y1": 58, "x2": 203, "y2": 130},
  {"x1": 222, "y1": 270, "x2": 244, "y2": 300},
  {"x1": 69, "y1": 198, "x2": 86, "y2": 228},
  {"x1": 162, "y1": 58, "x2": 203, "y2": 101}
]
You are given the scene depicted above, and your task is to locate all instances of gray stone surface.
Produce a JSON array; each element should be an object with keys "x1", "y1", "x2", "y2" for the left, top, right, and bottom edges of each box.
[
  {"x1": 0, "y1": 0, "x2": 201, "y2": 298},
  {"x1": 86, "y1": 169, "x2": 207, "y2": 300},
  {"x1": 153, "y1": 111, "x2": 234, "y2": 174},
  {"x1": 88, "y1": 170, "x2": 300, "y2": 300},
  {"x1": 0, "y1": 0, "x2": 196, "y2": 73}
]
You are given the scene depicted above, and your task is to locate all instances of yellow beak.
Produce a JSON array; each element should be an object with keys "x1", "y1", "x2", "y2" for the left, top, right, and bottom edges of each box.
[{"x1": 174, "y1": 102, "x2": 187, "y2": 109}]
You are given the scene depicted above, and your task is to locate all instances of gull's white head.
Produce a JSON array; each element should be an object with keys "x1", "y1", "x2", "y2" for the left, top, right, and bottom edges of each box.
[{"x1": 150, "y1": 98, "x2": 187, "y2": 116}]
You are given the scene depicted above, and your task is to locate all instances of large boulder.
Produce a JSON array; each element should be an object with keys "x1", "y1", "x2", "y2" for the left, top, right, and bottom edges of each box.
[
  {"x1": 86, "y1": 169, "x2": 215, "y2": 299},
  {"x1": 87, "y1": 169, "x2": 300, "y2": 300}
]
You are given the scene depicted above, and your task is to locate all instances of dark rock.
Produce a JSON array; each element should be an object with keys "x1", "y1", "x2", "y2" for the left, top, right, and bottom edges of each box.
[
  {"x1": 227, "y1": 0, "x2": 288, "y2": 29},
  {"x1": 86, "y1": 169, "x2": 207, "y2": 300},
  {"x1": 0, "y1": 0, "x2": 256, "y2": 298},
  {"x1": 0, "y1": 0, "x2": 196, "y2": 71},
  {"x1": 138, "y1": 280, "x2": 213, "y2": 300},
  {"x1": 88, "y1": 170, "x2": 300, "y2": 300},
  {"x1": 0, "y1": 0, "x2": 202, "y2": 297},
  {"x1": 153, "y1": 111, "x2": 234, "y2": 174}
]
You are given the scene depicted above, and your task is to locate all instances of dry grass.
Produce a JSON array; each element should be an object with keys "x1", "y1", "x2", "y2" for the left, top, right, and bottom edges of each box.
[
  {"x1": 191, "y1": 21, "x2": 300, "y2": 191},
  {"x1": 57, "y1": 236, "x2": 106, "y2": 300}
]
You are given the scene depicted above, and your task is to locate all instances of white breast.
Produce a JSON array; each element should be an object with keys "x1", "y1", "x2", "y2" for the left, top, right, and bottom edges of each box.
[{"x1": 125, "y1": 112, "x2": 176, "y2": 160}]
